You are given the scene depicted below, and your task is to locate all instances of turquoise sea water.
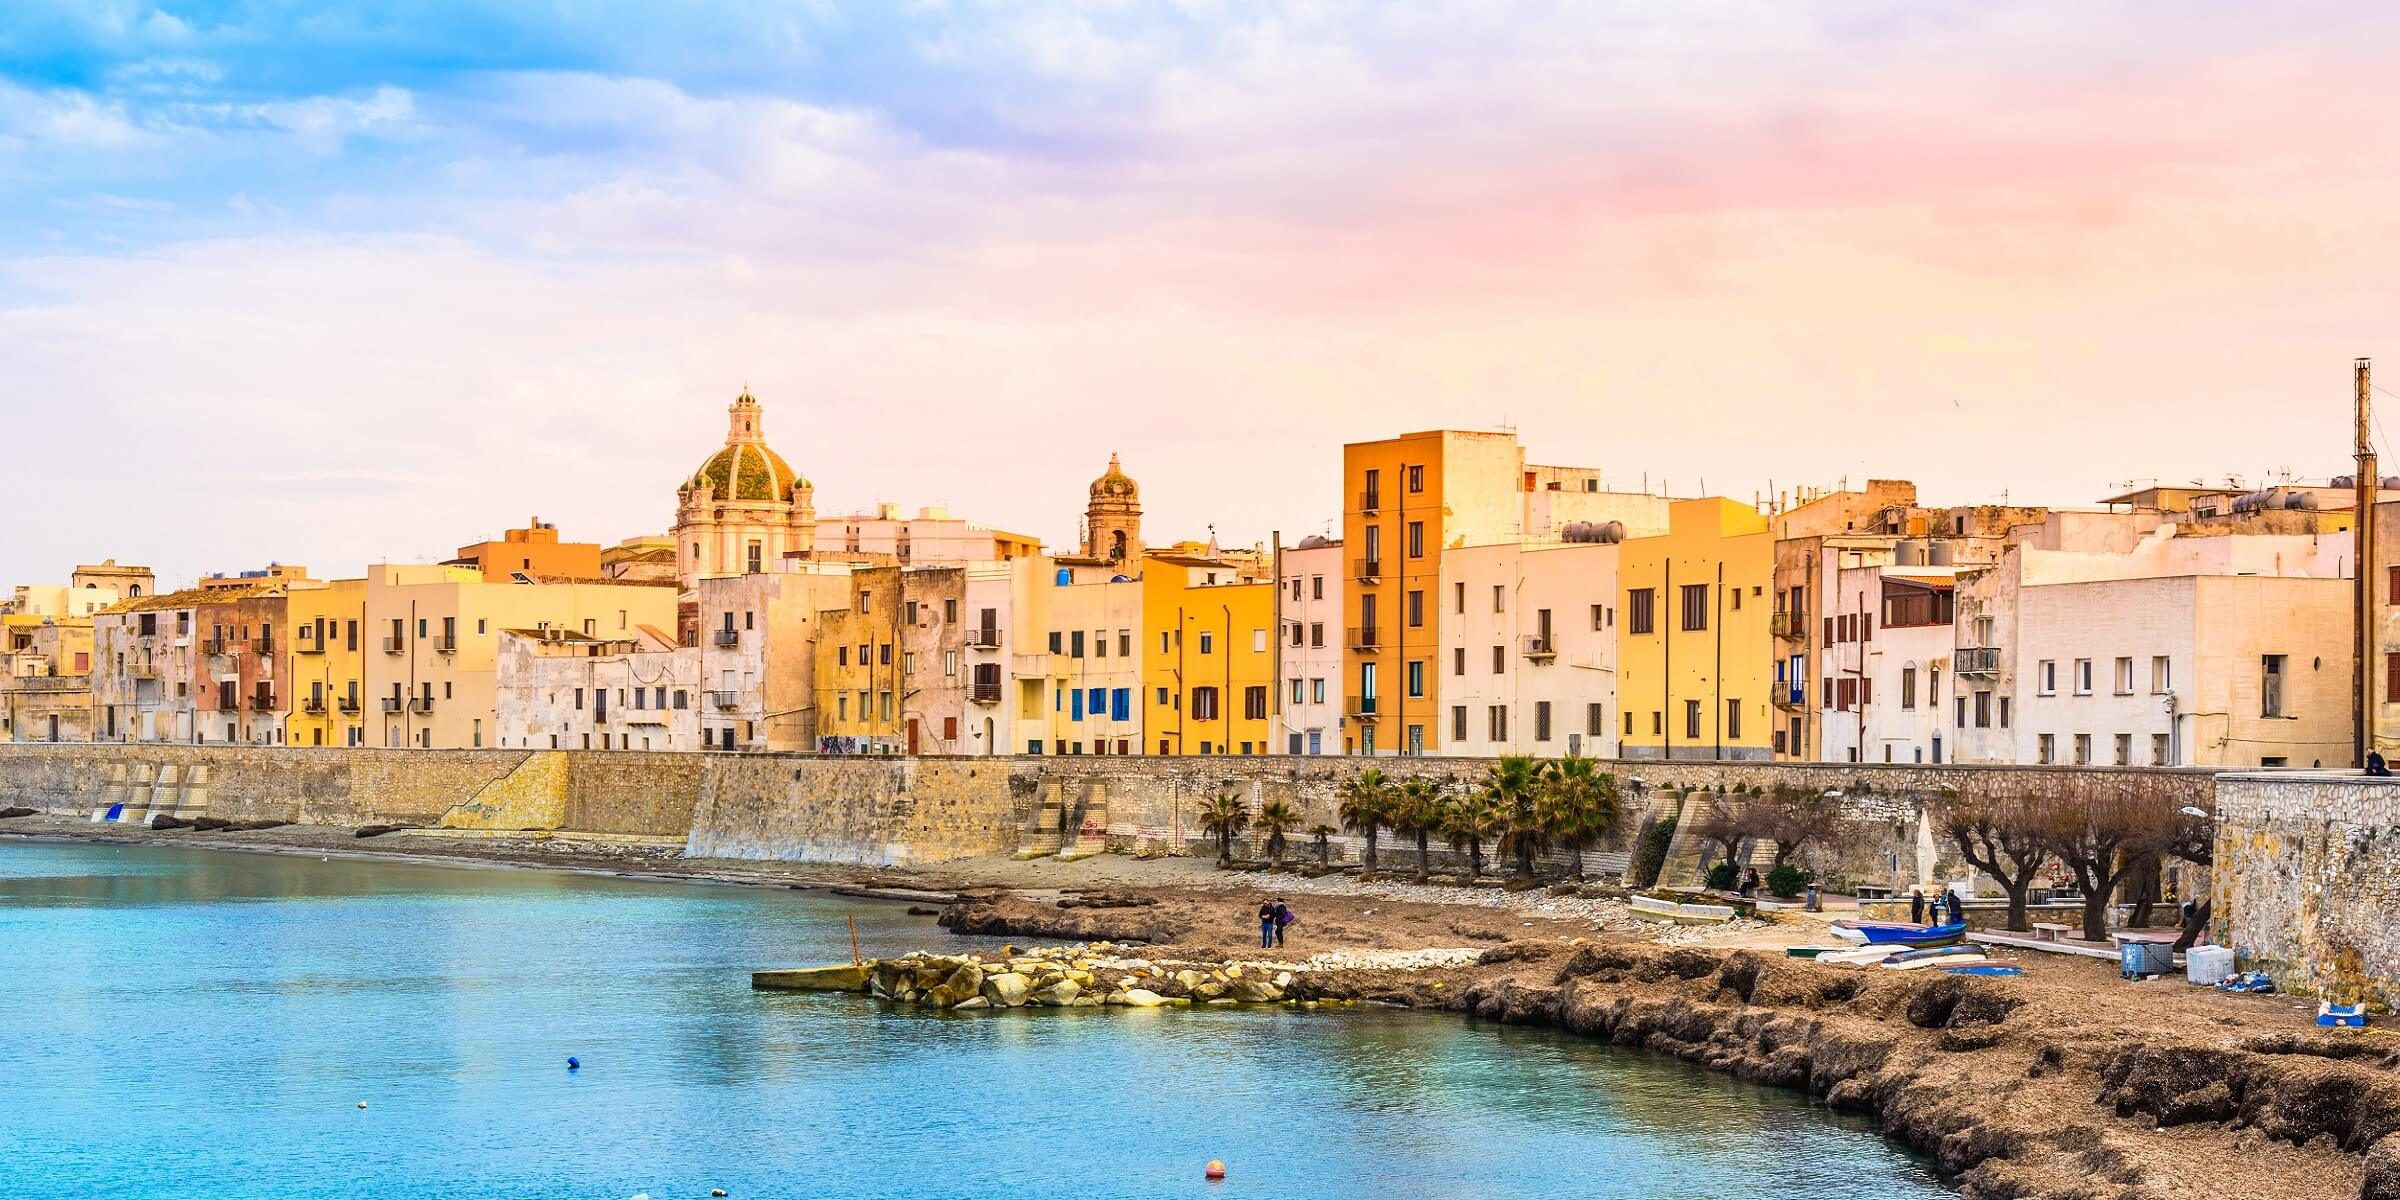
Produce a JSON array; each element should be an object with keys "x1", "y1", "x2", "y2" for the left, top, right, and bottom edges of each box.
[{"x1": 0, "y1": 839, "x2": 1951, "y2": 1199}]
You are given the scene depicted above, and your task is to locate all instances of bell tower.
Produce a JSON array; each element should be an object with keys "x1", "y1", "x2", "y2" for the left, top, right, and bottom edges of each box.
[{"x1": 1084, "y1": 453, "x2": 1142, "y2": 565}]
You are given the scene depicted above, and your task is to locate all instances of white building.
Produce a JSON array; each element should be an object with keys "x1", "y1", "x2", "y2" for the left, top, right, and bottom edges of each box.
[
  {"x1": 1437, "y1": 540, "x2": 1619, "y2": 758},
  {"x1": 1277, "y1": 537, "x2": 1344, "y2": 755},
  {"x1": 1816, "y1": 563, "x2": 1959, "y2": 764},
  {"x1": 1951, "y1": 523, "x2": 2351, "y2": 767}
]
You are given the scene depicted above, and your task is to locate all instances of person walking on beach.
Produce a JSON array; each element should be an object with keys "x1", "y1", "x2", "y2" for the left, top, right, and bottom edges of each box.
[
  {"x1": 1257, "y1": 900, "x2": 1277, "y2": 948},
  {"x1": 1943, "y1": 888, "x2": 1964, "y2": 927},
  {"x1": 1272, "y1": 898, "x2": 1293, "y2": 948}
]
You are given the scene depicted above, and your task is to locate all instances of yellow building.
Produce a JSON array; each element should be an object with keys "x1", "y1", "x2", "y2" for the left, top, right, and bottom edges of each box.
[
  {"x1": 1617, "y1": 498, "x2": 1775, "y2": 761},
  {"x1": 1143, "y1": 559, "x2": 1275, "y2": 755},
  {"x1": 284, "y1": 578, "x2": 369, "y2": 747},
  {"x1": 362, "y1": 564, "x2": 677, "y2": 749}
]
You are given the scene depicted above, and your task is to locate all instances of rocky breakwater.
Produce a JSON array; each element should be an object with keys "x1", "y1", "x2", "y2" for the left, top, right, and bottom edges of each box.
[
  {"x1": 1435, "y1": 942, "x2": 2396, "y2": 1200},
  {"x1": 934, "y1": 892, "x2": 1187, "y2": 945},
  {"x1": 754, "y1": 943, "x2": 1485, "y2": 1013}
]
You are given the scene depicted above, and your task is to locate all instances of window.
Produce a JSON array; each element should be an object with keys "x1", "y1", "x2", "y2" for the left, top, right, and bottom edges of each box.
[
  {"x1": 1407, "y1": 521, "x2": 1425, "y2": 558},
  {"x1": 1311, "y1": 678, "x2": 1325, "y2": 704},
  {"x1": 1900, "y1": 666, "x2": 1917, "y2": 709},
  {"x1": 2074, "y1": 659, "x2": 2093, "y2": 695},
  {"x1": 1095, "y1": 631, "x2": 1110, "y2": 658},
  {"x1": 1591, "y1": 604, "x2": 1604, "y2": 631},
  {"x1": 2262, "y1": 654, "x2": 2286, "y2": 717},
  {"x1": 2113, "y1": 657, "x2": 2134, "y2": 695},
  {"x1": 944, "y1": 650, "x2": 958, "y2": 677},
  {"x1": 1725, "y1": 699, "x2": 1740, "y2": 740},
  {"x1": 1491, "y1": 645, "x2": 1505, "y2": 674},
  {"x1": 1291, "y1": 678, "x2": 1306, "y2": 705},
  {"x1": 1406, "y1": 464, "x2": 1424, "y2": 492},
  {"x1": 1291, "y1": 623, "x2": 1305, "y2": 648},
  {"x1": 1406, "y1": 659, "x2": 1425, "y2": 698},
  {"x1": 1956, "y1": 696, "x2": 1967, "y2": 728},
  {"x1": 2152, "y1": 656, "x2": 2171, "y2": 694},
  {"x1": 2038, "y1": 733, "x2": 2055, "y2": 764},
  {"x1": 1406, "y1": 590, "x2": 1424, "y2": 628},
  {"x1": 905, "y1": 600, "x2": 920, "y2": 625},
  {"x1": 1244, "y1": 686, "x2": 1267, "y2": 720},
  {"x1": 1452, "y1": 647, "x2": 1465, "y2": 676},
  {"x1": 2114, "y1": 733, "x2": 2131, "y2": 766},
  {"x1": 2390, "y1": 564, "x2": 2400, "y2": 604},
  {"x1": 1683, "y1": 699, "x2": 1702, "y2": 740},
  {"x1": 2152, "y1": 733, "x2": 2170, "y2": 766},
  {"x1": 1159, "y1": 631, "x2": 1171, "y2": 655},
  {"x1": 2073, "y1": 733, "x2": 2091, "y2": 765},
  {"x1": 1586, "y1": 703, "x2": 1604, "y2": 736},
  {"x1": 1998, "y1": 697, "x2": 2010, "y2": 728},
  {"x1": 1491, "y1": 584, "x2": 1506, "y2": 613},
  {"x1": 1192, "y1": 687, "x2": 1221, "y2": 721},
  {"x1": 944, "y1": 598, "x2": 957, "y2": 623},
  {"x1": 1252, "y1": 629, "x2": 1267, "y2": 653},
  {"x1": 1451, "y1": 706, "x2": 1468, "y2": 742},
  {"x1": 1680, "y1": 584, "x2": 1709, "y2": 632},
  {"x1": 1488, "y1": 705, "x2": 1508, "y2": 740},
  {"x1": 1198, "y1": 631, "x2": 1214, "y2": 654},
  {"x1": 1627, "y1": 588, "x2": 1656, "y2": 635},
  {"x1": 1071, "y1": 630, "x2": 1086, "y2": 658},
  {"x1": 1309, "y1": 622, "x2": 1324, "y2": 648},
  {"x1": 879, "y1": 643, "x2": 893, "y2": 666},
  {"x1": 1973, "y1": 691, "x2": 1991, "y2": 728},
  {"x1": 1156, "y1": 687, "x2": 1169, "y2": 706},
  {"x1": 1050, "y1": 631, "x2": 1064, "y2": 654}
]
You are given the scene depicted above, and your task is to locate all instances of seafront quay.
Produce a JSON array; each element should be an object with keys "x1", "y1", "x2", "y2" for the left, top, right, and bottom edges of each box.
[{"x1": 0, "y1": 742, "x2": 2395, "y2": 1007}]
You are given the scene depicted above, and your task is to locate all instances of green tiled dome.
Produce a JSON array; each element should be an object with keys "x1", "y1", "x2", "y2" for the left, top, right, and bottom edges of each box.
[
  {"x1": 686, "y1": 443, "x2": 805, "y2": 503},
  {"x1": 1089, "y1": 452, "x2": 1137, "y2": 501}
]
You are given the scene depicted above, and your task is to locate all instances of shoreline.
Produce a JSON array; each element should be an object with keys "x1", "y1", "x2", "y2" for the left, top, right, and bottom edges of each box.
[{"x1": 4, "y1": 815, "x2": 2386, "y2": 1200}]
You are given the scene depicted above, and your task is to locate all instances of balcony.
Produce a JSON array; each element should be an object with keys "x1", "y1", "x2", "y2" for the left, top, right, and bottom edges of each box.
[
  {"x1": 1351, "y1": 557, "x2": 1383, "y2": 582},
  {"x1": 1358, "y1": 489, "x2": 1382, "y2": 515},
  {"x1": 1955, "y1": 646, "x2": 2000, "y2": 675},
  {"x1": 707, "y1": 690, "x2": 740, "y2": 710},
  {"x1": 964, "y1": 628, "x2": 1003, "y2": 650},
  {"x1": 1770, "y1": 611, "x2": 1809, "y2": 641},
  {"x1": 432, "y1": 636, "x2": 457, "y2": 655},
  {"x1": 302, "y1": 697, "x2": 328, "y2": 714},
  {"x1": 295, "y1": 636, "x2": 323, "y2": 655},
  {"x1": 1347, "y1": 697, "x2": 1382, "y2": 722},
  {"x1": 201, "y1": 638, "x2": 231, "y2": 656},
  {"x1": 249, "y1": 692, "x2": 277, "y2": 711},
  {"x1": 409, "y1": 697, "x2": 434, "y2": 714},
  {"x1": 1773, "y1": 687, "x2": 1808, "y2": 711},
  {"x1": 382, "y1": 636, "x2": 405, "y2": 655},
  {"x1": 381, "y1": 696, "x2": 405, "y2": 713},
  {"x1": 713, "y1": 629, "x2": 740, "y2": 648},
  {"x1": 1345, "y1": 625, "x2": 1382, "y2": 651},
  {"x1": 126, "y1": 660, "x2": 158, "y2": 679},
  {"x1": 969, "y1": 682, "x2": 1003, "y2": 704},
  {"x1": 338, "y1": 696, "x2": 361, "y2": 714},
  {"x1": 252, "y1": 640, "x2": 275, "y2": 657},
  {"x1": 1521, "y1": 635, "x2": 1557, "y2": 661}
]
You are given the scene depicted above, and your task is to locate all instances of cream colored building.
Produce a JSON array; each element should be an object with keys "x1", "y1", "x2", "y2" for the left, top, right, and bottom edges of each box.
[
  {"x1": 1, "y1": 614, "x2": 95, "y2": 742},
  {"x1": 1952, "y1": 523, "x2": 2351, "y2": 768},
  {"x1": 1436, "y1": 540, "x2": 1620, "y2": 758},
  {"x1": 363, "y1": 564, "x2": 676, "y2": 749},
  {"x1": 675, "y1": 390, "x2": 816, "y2": 589},
  {"x1": 814, "y1": 504, "x2": 1038, "y2": 568},
  {"x1": 1013, "y1": 562, "x2": 1144, "y2": 756}
]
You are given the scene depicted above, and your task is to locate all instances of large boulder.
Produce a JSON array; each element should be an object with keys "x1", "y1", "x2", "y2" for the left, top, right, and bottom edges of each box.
[
  {"x1": 982, "y1": 972, "x2": 1032, "y2": 1008},
  {"x1": 924, "y1": 962, "x2": 986, "y2": 1008},
  {"x1": 1118, "y1": 988, "x2": 1171, "y2": 1007},
  {"x1": 1031, "y1": 979, "x2": 1084, "y2": 1007},
  {"x1": 1229, "y1": 979, "x2": 1284, "y2": 1004}
]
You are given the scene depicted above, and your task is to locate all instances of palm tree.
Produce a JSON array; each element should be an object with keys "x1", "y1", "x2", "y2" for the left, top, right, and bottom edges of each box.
[
  {"x1": 1258, "y1": 800, "x2": 1300, "y2": 868},
  {"x1": 1487, "y1": 754, "x2": 1548, "y2": 882},
  {"x1": 1337, "y1": 767, "x2": 1391, "y2": 875},
  {"x1": 1388, "y1": 778, "x2": 1444, "y2": 881},
  {"x1": 1307, "y1": 823, "x2": 1338, "y2": 867},
  {"x1": 1541, "y1": 756, "x2": 1623, "y2": 880},
  {"x1": 1198, "y1": 791, "x2": 1250, "y2": 867},
  {"x1": 1443, "y1": 785, "x2": 1507, "y2": 880}
]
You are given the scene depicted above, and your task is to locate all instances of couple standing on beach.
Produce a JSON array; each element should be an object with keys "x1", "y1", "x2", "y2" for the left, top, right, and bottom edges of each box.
[{"x1": 1256, "y1": 898, "x2": 1294, "y2": 948}]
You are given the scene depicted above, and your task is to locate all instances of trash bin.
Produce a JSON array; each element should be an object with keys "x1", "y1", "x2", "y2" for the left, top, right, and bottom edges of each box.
[
  {"x1": 2121, "y1": 940, "x2": 2174, "y2": 980},
  {"x1": 2185, "y1": 945, "x2": 2234, "y2": 986}
]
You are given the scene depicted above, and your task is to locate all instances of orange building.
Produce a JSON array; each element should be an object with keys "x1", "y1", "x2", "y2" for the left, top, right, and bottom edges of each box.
[{"x1": 450, "y1": 518, "x2": 604, "y2": 581}]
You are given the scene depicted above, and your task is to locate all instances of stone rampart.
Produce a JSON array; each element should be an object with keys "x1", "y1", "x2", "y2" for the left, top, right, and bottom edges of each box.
[{"x1": 2213, "y1": 772, "x2": 2400, "y2": 1008}]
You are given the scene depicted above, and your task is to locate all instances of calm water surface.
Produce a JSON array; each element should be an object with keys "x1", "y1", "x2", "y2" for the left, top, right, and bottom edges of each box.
[{"x1": 0, "y1": 838, "x2": 1950, "y2": 1199}]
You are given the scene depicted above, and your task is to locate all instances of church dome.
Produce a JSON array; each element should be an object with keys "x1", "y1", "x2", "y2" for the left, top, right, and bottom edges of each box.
[
  {"x1": 683, "y1": 391, "x2": 808, "y2": 503},
  {"x1": 1089, "y1": 453, "x2": 1138, "y2": 502}
]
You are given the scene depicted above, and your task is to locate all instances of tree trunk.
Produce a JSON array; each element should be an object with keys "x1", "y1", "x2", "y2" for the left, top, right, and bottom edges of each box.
[
  {"x1": 2002, "y1": 879, "x2": 2032, "y2": 934},
  {"x1": 2078, "y1": 886, "x2": 2111, "y2": 943},
  {"x1": 1468, "y1": 840, "x2": 1484, "y2": 878},
  {"x1": 1570, "y1": 843, "x2": 1585, "y2": 881},
  {"x1": 1416, "y1": 831, "x2": 1431, "y2": 881},
  {"x1": 2170, "y1": 899, "x2": 2212, "y2": 954},
  {"x1": 1217, "y1": 832, "x2": 1232, "y2": 866},
  {"x1": 2126, "y1": 856, "x2": 2161, "y2": 928},
  {"x1": 1363, "y1": 829, "x2": 1378, "y2": 874},
  {"x1": 1515, "y1": 840, "x2": 1535, "y2": 881}
]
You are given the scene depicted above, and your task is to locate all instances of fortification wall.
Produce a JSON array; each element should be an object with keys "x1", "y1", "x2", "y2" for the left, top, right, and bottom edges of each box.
[{"x1": 2214, "y1": 772, "x2": 2400, "y2": 1007}]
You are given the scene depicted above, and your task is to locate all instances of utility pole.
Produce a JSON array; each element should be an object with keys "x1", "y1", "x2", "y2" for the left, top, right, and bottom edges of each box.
[{"x1": 2356, "y1": 357, "x2": 2377, "y2": 768}]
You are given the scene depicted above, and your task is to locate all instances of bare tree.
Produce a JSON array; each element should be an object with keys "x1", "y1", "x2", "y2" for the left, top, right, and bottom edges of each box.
[
  {"x1": 1686, "y1": 794, "x2": 1750, "y2": 879},
  {"x1": 1749, "y1": 785, "x2": 1842, "y2": 868},
  {"x1": 1934, "y1": 786, "x2": 2048, "y2": 933},
  {"x1": 2034, "y1": 775, "x2": 2186, "y2": 942}
]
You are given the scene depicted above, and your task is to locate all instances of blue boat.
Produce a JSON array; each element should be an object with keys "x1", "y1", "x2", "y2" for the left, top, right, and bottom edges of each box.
[{"x1": 1857, "y1": 920, "x2": 1967, "y2": 946}]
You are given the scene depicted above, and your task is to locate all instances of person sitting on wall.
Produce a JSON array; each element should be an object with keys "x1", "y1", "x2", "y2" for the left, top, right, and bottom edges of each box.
[{"x1": 2368, "y1": 750, "x2": 2392, "y2": 777}]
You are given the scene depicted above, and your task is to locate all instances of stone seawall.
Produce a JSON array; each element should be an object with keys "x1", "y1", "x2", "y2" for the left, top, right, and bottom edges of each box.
[
  {"x1": 0, "y1": 745, "x2": 2215, "y2": 881},
  {"x1": 2214, "y1": 772, "x2": 2400, "y2": 1008}
]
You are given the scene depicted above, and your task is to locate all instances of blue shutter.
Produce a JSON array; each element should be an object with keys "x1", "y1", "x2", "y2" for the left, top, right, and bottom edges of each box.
[
  {"x1": 1111, "y1": 688, "x2": 1130, "y2": 722},
  {"x1": 1071, "y1": 690, "x2": 1084, "y2": 721}
]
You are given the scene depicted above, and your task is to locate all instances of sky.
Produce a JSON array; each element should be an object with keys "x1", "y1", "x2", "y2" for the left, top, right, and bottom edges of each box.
[{"x1": 7, "y1": 1, "x2": 2400, "y2": 588}]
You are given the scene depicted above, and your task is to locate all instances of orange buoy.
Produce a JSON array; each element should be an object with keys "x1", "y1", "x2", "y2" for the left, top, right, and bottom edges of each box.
[{"x1": 1205, "y1": 1160, "x2": 1226, "y2": 1181}]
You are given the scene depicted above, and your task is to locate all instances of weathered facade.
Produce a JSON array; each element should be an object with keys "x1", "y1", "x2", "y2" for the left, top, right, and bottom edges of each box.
[{"x1": 2213, "y1": 771, "x2": 2400, "y2": 1008}]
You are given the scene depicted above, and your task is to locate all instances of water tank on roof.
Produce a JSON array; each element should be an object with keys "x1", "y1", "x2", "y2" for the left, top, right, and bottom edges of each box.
[
  {"x1": 2286, "y1": 493, "x2": 2317, "y2": 510},
  {"x1": 2383, "y1": 476, "x2": 2400, "y2": 490},
  {"x1": 1562, "y1": 521, "x2": 1624, "y2": 544},
  {"x1": 1296, "y1": 535, "x2": 1331, "y2": 549},
  {"x1": 2333, "y1": 475, "x2": 2357, "y2": 489},
  {"x1": 1054, "y1": 568, "x2": 1073, "y2": 586},
  {"x1": 1110, "y1": 574, "x2": 1131, "y2": 583}
]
